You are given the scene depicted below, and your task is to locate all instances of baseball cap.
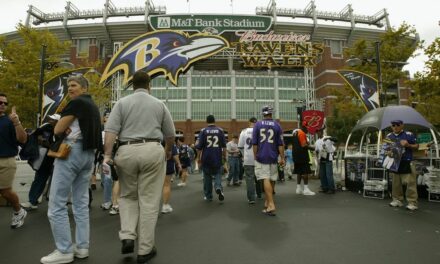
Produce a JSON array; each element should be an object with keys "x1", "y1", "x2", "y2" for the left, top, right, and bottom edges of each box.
[
  {"x1": 261, "y1": 105, "x2": 274, "y2": 115},
  {"x1": 249, "y1": 117, "x2": 257, "y2": 123},
  {"x1": 48, "y1": 114, "x2": 61, "y2": 121},
  {"x1": 391, "y1": 119, "x2": 403, "y2": 125}
]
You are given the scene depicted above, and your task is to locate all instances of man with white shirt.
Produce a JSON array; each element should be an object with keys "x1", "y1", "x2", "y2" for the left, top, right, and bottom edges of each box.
[{"x1": 238, "y1": 117, "x2": 259, "y2": 204}]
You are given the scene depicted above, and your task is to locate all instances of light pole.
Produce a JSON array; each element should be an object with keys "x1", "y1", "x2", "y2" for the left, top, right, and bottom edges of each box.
[{"x1": 38, "y1": 44, "x2": 47, "y2": 126}]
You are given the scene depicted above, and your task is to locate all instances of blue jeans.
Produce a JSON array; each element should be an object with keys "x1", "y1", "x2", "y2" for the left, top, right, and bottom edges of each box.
[
  {"x1": 48, "y1": 140, "x2": 94, "y2": 253},
  {"x1": 227, "y1": 157, "x2": 240, "y2": 183},
  {"x1": 319, "y1": 160, "x2": 335, "y2": 191},
  {"x1": 28, "y1": 157, "x2": 53, "y2": 205},
  {"x1": 244, "y1": 165, "x2": 256, "y2": 201},
  {"x1": 202, "y1": 166, "x2": 222, "y2": 200}
]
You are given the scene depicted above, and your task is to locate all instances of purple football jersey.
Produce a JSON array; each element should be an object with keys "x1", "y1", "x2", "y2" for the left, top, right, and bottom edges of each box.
[
  {"x1": 251, "y1": 119, "x2": 284, "y2": 164},
  {"x1": 196, "y1": 125, "x2": 226, "y2": 169}
]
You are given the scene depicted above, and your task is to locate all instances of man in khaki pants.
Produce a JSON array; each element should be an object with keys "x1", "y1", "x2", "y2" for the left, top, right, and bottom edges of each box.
[
  {"x1": 386, "y1": 119, "x2": 419, "y2": 211},
  {"x1": 104, "y1": 71, "x2": 175, "y2": 264}
]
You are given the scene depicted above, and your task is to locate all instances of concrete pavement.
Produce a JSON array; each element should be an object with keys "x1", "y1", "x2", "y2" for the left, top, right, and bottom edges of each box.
[{"x1": 1, "y1": 164, "x2": 440, "y2": 264}]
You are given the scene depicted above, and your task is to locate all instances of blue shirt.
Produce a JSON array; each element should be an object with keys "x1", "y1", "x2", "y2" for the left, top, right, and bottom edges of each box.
[
  {"x1": 196, "y1": 125, "x2": 226, "y2": 169},
  {"x1": 0, "y1": 115, "x2": 18, "y2": 157},
  {"x1": 385, "y1": 130, "x2": 416, "y2": 161},
  {"x1": 251, "y1": 119, "x2": 284, "y2": 164},
  {"x1": 286, "y1": 149, "x2": 293, "y2": 164}
]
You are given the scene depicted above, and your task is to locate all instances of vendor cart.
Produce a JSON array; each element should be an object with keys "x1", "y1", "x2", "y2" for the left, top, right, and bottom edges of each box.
[{"x1": 344, "y1": 106, "x2": 440, "y2": 199}]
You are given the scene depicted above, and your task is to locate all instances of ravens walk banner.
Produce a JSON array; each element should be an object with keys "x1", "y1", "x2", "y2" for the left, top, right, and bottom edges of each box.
[
  {"x1": 100, "y1": 30, "x2": 229, "y2": 86},
  {"x1": 337, "y1": 70, "x2": 380, "y2": 112},
  {"x1": 41, "y1": 68, "x2": 92, "y2": 123}
]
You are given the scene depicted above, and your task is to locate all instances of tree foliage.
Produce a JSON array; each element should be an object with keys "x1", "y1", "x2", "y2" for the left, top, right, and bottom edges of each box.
[
  {"x1": 327, "y1": 23, "x2": 420, "y2": 143},
  {"x1": 409, "y1": 38, "x2": 440, "y2": 127},
  {"x1": 0, "y1": 24, "x2": 110, "y2": 128}
]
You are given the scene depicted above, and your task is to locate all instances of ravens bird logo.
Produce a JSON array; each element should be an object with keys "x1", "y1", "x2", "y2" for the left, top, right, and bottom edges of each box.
[{"x1": 100, "y1": 30, "x2": 229, "y2": 86}]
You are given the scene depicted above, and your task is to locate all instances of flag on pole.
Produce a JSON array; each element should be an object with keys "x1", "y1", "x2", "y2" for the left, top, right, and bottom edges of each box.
[{"x1": 337, "y1": 70, "x2": 380, "y2": 112}]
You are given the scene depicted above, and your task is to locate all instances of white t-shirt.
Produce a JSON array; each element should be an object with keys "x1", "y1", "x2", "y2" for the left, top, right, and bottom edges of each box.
[
  {"x1": 66, "y1": 118, "x2": 83, "y2": 140},
  {"x1": 238, "y1": 127, "x2": 255, "y2": 166}
]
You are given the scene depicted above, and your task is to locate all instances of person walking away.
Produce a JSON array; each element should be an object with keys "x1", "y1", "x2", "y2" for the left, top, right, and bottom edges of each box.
[
  {"x1": 252, "y1": 105, "x2": 285, "y2": 216},
  {"x1": 238, "y1": 117, "x2": 258, "y2": 204},
  {"x1": 292, "y1": 122, "x2": 316, "y2": 196},
  {"x1": 285, "y1": 144, "x2": 294, "y2": 180},
  {"x1": 41, "y1": 75, "x2": 102, "y2": 263},
  {"x1": 227, "y1": 134, "x2": 241, "y2": 186},
  {"x1": 386, "y1": 120, "x2": 419, "y2": 211},
  {"x1": 103, "y1": 71, "x2": 175, "y2": 264},
  {"x1": 0, "y1": 93, "x2": 28, "y2": 229},
  {"x1": 162, "y1": 143, "x2": 181, "y2": 213},
  {"x1": 315, "y1": 129, "x2": 337, "y2": 194},
  {"x1": 196, "y1": 114, "x2": 227, "y2": 202},
  {"x1": 176, "y1": 137, "x2": 191, "y2": 186},
  {"x1": 21, "y1": 114, "x2": 59, "y2": 210}
]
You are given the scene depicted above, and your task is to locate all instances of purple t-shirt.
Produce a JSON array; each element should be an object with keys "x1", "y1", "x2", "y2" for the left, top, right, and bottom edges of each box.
[
  {"x1": 196, "y1": 125, "x2": 226, "y2": 169},
  {"x1": 252, "y1": 119, "x2": 284, "y2": 164},
  {"x1": 166, "y1": 144, "x2": 179, "y2": 175}
]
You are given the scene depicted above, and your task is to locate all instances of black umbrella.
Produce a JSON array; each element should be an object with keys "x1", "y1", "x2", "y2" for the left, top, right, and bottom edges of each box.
[{"x1": 352, "y1": 105, "x2": 432, "y2": 131}]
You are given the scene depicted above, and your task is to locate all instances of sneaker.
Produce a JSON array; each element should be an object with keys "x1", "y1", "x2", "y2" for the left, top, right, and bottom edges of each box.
[
  {"x1": 11, "y1": 208, "x2": 27, "y2": 229},
  {"x1": 161, "y1": 204, "x2": 173, "y2": 214},
  {"x1": 203, "y1": 196, "x2": 212, "y2": 202},
  {"x1": 21, "y1": 201, "x2": 38, "y2": 210},
  {"x1": 73, "y1": 246, "x2": 89, "y2": 259},
  {"x1": 109, "y1": 206, "x2": 119, "y2": 215},
  {"x1": 389, "y1": 200, "x2": 404, "y2": 207},
  {"x1": 296, "y1": 186, "x2": 303, "y2": 195},
  {"x1": 40, "y1": 250, "x2": 74, "y2": 264},
  {"x1": 177, "y1": 182, "x2": 186, "y2": 187},
  {"x1": 100, "y1": 202, "x2": 112, "y2": 210},
  {"x1": 248, "y1": 200, "x2": 256, "y2": 205},
  {"x1": 216, "y1": 189, "x2": 225, "y2": 201},
  {"x1": 406, "y1": 204, "x2": 418, "y2": 211},
  {"x1": 303, "y1": 188, "x2": 316, "y2": 196}
]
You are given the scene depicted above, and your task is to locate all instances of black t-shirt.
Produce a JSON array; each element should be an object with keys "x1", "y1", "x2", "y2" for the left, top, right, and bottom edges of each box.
[
  {"x1": 0, "y1": 115, "x2": 18, "y2": 157},
  {"x1": 61, "y1": 94, "x2": 102, "y2": 151}
]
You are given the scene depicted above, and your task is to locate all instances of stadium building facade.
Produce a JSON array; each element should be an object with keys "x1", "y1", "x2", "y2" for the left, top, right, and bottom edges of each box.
[{"x1": 3, "y1": 0, "x2": 414, "y2": 143}]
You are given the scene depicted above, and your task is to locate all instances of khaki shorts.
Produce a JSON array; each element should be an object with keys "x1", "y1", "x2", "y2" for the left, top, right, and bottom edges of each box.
[
  {"x1": 0, "y1": 157, "x2": 17, "y2": 189},
  {"x1": 255, "y1": 161, "x2": 278, "y2": 181}
]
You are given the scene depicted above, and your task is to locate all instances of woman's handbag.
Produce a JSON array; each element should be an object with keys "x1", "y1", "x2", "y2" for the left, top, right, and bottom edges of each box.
[{"x1": 47, "y1": 143, "x2": 71, "y2": 159}]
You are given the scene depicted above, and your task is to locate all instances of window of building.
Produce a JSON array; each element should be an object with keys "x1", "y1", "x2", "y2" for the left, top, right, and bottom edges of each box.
[{"x1": 76, "y1": 39, "x2": 89, "y2": 57}]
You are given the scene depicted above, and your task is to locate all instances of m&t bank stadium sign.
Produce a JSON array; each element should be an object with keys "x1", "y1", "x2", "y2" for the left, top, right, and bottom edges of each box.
[{"x1": 149, "y1": 15, "x2": 272, "y2": 35}]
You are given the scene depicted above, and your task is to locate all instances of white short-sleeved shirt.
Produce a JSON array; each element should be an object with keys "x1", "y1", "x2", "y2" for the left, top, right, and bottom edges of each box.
[{"x1": 238, "y1": 127, "x2": 255, "y2": 166}]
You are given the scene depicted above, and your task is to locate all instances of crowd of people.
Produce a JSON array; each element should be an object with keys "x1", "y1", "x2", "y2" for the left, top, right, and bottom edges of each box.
[{"x1": 0, "y1": 70, "x2": 420, "y2": 264}]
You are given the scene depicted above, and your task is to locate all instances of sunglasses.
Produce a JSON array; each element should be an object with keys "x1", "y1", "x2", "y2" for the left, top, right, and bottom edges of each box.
[
  {"x1": 0, "y1": 101, "x2": 8, "y2": 106},
  {"x1": 391, "y1": 123, "x2": 402, "y2": 127}
]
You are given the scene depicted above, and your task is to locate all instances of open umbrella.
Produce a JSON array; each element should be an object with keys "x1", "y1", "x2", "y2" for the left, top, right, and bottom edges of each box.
[{"x1": 352, "y1": 105, "x2": 433, "y2": 131}]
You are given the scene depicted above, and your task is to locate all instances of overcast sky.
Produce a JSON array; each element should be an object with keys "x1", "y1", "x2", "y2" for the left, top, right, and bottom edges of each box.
[{"x1": 0, "y1": 0, "x2": 438, "y2": 76}]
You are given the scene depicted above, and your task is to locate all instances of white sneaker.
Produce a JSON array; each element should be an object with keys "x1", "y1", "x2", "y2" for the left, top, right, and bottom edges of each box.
[
  {"x1": 406, "y1": 204, "x2": 418, "y2": 211},
  {"x1": 73, "y1": 246, "x2": 88, "y2": 259},
  {"x1": 296, "y1": 186, "x2": 303, "y2": 195},
  {"x1": 109, "y1": 205, "x2": 119, "y2": 215},
  {"x1": 40, "y1": 250, "x2": 74, "y2": 264},
  {"x1": 11, "y1": 208, "x2": 27, "y2": 229},
  {"x1": 100, "y1": 202, "x2": 112, "y2": 210},
  {"x1": 21, "y1": 201, "x2": 38, "y2": 210},
  {"x1": 303, "y1": 188, "x2": 316, "y2": 196},
  {"x1": 161, "y1": 204, "x2": 173, "y2": 214},
  {"x1": 177, "y1": 182, "x2": 186, "y2": 187},
  {"x1": 389, "y1": 200, "x2": 404, "y2": 207}
]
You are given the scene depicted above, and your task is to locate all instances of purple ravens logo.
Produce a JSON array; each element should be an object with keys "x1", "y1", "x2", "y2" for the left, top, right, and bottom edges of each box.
[{"x1": 100, "y1": 30, "x2": 229, "y2": 86}]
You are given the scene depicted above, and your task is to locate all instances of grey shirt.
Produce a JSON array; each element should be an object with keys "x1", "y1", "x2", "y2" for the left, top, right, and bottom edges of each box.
[{"x1": 105, "y1": 89, "x2": 175, "y2": 141}]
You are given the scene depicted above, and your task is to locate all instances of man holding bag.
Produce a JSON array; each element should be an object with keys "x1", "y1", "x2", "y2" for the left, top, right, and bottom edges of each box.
[{"x1": 40, "y1": 75, "x2": 102, "y2": 264}]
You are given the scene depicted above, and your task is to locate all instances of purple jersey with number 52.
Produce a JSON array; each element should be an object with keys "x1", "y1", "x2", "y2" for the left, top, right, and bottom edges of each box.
[
  {"x1": 196, "y1": 125, "x2": 226, "y2": 168},
  {"x1": 251, "y1": 119, "x2": 284, "y2": 164}
]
